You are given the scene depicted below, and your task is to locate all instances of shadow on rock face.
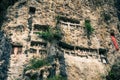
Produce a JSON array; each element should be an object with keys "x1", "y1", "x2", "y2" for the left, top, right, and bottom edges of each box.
[
  {"x1": 106, "y1": 57, "x2": 120, "y2": 80},
  {"x1": 115, "y1": 0, "x2": 120, "y2": 21},
  {"x1": 0, "y1": 0, "x2": 18, "y2": 29}
]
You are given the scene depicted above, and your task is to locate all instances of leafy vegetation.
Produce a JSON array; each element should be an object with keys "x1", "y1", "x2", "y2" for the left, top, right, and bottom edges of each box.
[
  {"x1": 24, "y1": 58, "x2": 50, "y2": 71},
  {"x1": 36, "y1": 27, "x2": 62, "y2": 42},
  {"x1": 56, "y1": 15, "x2": 80, "y2": 24},
  {"x1": 47, "y1": 75, "x2": 67, "y2": 80},
  {"x1": 54, "y1": 29, "x2": 62, "y2": 40},
  {"x1": 84, "y1": 19, "x2": 94, "y2": 38},
  {"x1": 106, "y1": 58, "x2": 120, "y2": 80}
]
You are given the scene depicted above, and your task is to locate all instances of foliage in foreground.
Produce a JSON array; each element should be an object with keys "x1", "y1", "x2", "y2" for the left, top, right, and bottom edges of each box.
[
  {"x1": 106, "y1": 60, "x2": 120, "y2": 80},
  {"x1": 36, "y1": 27, "x2": 62, "y2": 42},
  {"x1": 84, "y1": 19, "x2": 94, "y2": 38},
  {"x1": 25, "y1": 58, "x2": 50, "y2": 71}
]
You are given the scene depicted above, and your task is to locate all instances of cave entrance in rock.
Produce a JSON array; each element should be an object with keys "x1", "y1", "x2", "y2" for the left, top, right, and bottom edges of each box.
[
  {"x1": 99, "y1": 48, "x2": 108, "y2": 64},
  {"x1": 29, "y1": 7, "x2": 36, "y2": 14},
  {"x1": 110, "y1": 30, "x2": 115, "y2": 36},
  {"x1": 30, "y1": 48, "x2": 37, "y2": 54},
  {"x1": 30, "y1": 41, "x2": 47, "y2": 47},
  {"x1": 39, "y1": 50, "x2": 47, "y2": 55},
  {"x1": 33, "y1": 24, "x2": 49, "y2": 31},
  {"x1": 11, "y1": 44, "x2": 23, "y2": 55}
]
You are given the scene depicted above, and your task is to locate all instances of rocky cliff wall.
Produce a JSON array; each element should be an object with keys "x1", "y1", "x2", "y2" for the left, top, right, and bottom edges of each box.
[
  {"x1": 2, "y1": 0, "x2": 119, "y2": 49},
  {"x1": 0, "y1": 0, "x2": 120, "y2": 80}
]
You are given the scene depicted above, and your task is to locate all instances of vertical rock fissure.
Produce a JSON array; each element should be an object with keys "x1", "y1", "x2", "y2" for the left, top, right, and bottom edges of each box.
[{"x1": 0, "y1": 31, "x2": 12, "y2": 80}]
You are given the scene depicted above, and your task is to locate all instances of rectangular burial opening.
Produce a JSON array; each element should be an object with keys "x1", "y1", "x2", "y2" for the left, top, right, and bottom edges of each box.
[
  {"x1": 11, "y1": 44, "x2": 23, "y2": 54},
  {"x1": 33, "y1": 24, "x2": 49, "y2": 31},
  {"x1": 76, "y1": 25, "x2": 81, "y2": 28},
  {"x1": 39, "y1": 50, "x2": 47, "y2": 55},
  {"x1": 30, "y1": 48, "x2": 37, "y2": 53},
  {"x1": 99, "y1": 48, "x2": 108, "y2": 55},
  {"x1": 29, "y1": 7, "x2": 36, "y2": 14},
  {"x1": 57, "y1": 16, "x2": 80, "y2": 24},
  {"x1": 15, "y1": 25, "x2": 24, "y2": 32},
  {"x1": 65, "y1": 51, "x2": 70, "y2": 55},
  {"x1": 58, "y1": 41, "x2": 74, "y2": 50},
  {"x1": 30, "y1": 41, "x2": 47, "y2": 47},
  {"x1": 70, "y1": 24, "x2": 76, "y2": 27},
  {"x1": 99, "y1": 48, "x2": 109, "y2": 64},
  {"x1": 110, "y1": 31, "x2": 115, "y2": 36},
  {"x1": 76, "y1": 46, "x2": 98, "y2": 53}
]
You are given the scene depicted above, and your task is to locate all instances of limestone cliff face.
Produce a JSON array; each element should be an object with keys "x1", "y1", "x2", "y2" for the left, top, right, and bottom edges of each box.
[
  {"x1": 2, "y1": 0, "x2": 119, "y2": 49},
  {"x1": 0, "y1": 0, "x2": 120, "y2": 80}
]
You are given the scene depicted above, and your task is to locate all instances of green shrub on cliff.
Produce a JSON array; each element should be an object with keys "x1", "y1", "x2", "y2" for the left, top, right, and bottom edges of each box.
[
  {"x1": 85, "y1": 19, "x2": 94, "y2": 38},
  {"x1": 36, "y1": 27, "x2": 62, "y2": 42},
  {"x1": 39, "y1": 27, "x2": 54, "y2": 41},
  {"x1": 25, "y1": 58, "x2": 50, "y2": 71},
  {"x1": 106, "y1": 60, "x2": 120, "y2": 80}
]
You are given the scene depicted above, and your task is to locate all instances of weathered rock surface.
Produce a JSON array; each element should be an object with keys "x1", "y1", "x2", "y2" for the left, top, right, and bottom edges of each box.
[
  {"x1": 65, "y1": 54, "x2": 107, "y2": 80},
  {"x1": 0, "y1": 31, "x2": 12, "y2": 80},
  {"x1": 0, "y1": 0, "x2": 120, "y2": 80}
]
